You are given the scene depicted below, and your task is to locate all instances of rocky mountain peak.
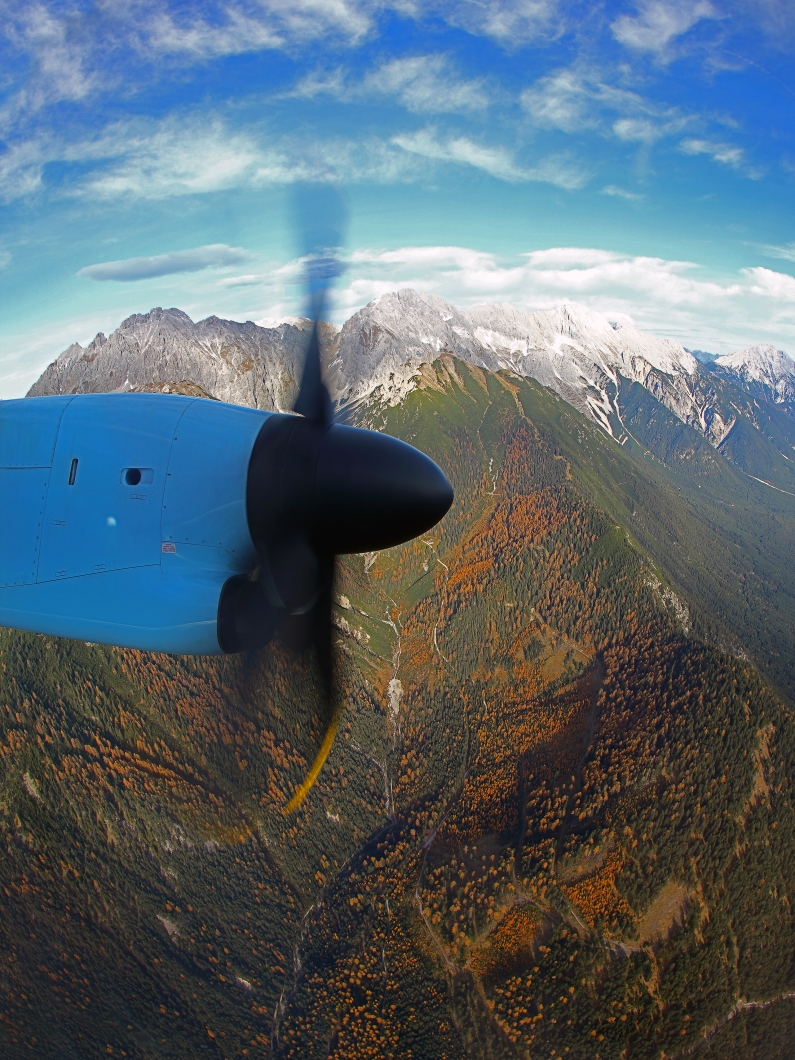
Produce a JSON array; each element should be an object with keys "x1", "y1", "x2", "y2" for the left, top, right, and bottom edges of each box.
[
  {"x1": 716, "y1": 344, "x2": 795, "y2": 404},
  {"x1": 28, "y1": 306, "x2": 324, "y2": 413}
]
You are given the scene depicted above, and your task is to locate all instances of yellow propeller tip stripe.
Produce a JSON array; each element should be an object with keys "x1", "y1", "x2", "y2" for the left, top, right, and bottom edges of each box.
[{"x1": 283, "y1": 703, "x2": 343, "y2": 815}]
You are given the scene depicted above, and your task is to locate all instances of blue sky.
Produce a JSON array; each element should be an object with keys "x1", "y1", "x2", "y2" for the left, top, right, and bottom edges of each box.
[{"x1": 1, "y1": 0, "x2": 795, "y2": 396}]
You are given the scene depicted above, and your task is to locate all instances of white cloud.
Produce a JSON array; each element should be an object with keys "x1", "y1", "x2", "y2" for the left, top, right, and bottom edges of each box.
[
  {"x1": 289, "y1": 67, "x2": 349, "y2": 99},
  {"x1": 612, "y1": 1, "x2": 718, "y2": 58},
  {"x1": 367, "y1": 55, "x2": 488, "y2": 113},
  {"x1": 521, "y1": 67, "x2": 603, "y2": 133},
  {"x1": 7, "y1": 112, "x2": 552, "y2": 202},
  {"x1": 0, "y1": 116, "x2": 423, "y2": 202},
  {"x1": 148, "y1": 0, "x2": 375, "y2": 58},
  {"x1": 679, "y1": 137, "x2": 743, "y2": 166},
  {"x1": 677, "y1": 136, "x2": 763, "y2": 177},
  {"x1": 521, "y1": 65, "x2": 688, "y2": 143},
  {"x1": 612, "y1": 117, "x2": 666, "y2": 144},
  {"x1": 392, "y1": 127, "x2": 590, "y2": 188},
  {"x1": 0, "y1": 4, "x2": 100, "y2": 134},
  {"x1": 743, "y1": 265, "x2": 795, "y2": 302},
  {"x1": 427, "y1": 0, "x2": 563, "y2": 46},
  {"x1": 146, "y1": 10, "x2": 284, "y2": 58},
  {"x1": 763, "y1": 242, "x2": 795, "y2": 263},
  {"x1": 0, "y1": 136, "x2": 51, "y2": 201},
  {"x1": 80, "y1": 120, "x2": 301, "y2": 199},
  {"x1": 347, "y1": 244, "x2": 526, "y2": 293},
  {"x1": 293, "y1": 54, "x2": 490, "y2": 114},
  {"x1": 525, "y1": 153, "x2": 592, "y2": 190},
  {"x1": 601, "y1": 184, "x2": 645, "y2": 200},
  {"x1": 218, "y1": 274, "x2": 264, "y2": 287},
  {"x1": 78, "y1": 244, "x2": 251, "y2": 282},
  {"x1": 392, "y1": 127, "x2": 526, "y2": 181},
  {"x1": 0, "y1": 119, "x2": 290, "y2": 203}
]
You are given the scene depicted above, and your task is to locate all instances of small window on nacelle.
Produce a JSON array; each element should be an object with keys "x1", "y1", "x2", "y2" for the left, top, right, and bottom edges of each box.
[{"x1": 122, "y1": 468, "x2": 154, "y2": 486}]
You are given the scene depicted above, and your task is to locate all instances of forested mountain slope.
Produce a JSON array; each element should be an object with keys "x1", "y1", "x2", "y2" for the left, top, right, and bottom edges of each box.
[{"x1": 2, "y1": 359, "x2": 795, "y2": 1059}]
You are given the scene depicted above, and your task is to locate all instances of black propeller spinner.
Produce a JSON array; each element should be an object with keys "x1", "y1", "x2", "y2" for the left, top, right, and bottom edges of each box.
[{"x1": 217, "y1": 184, "x2": 453, "y2": 810}]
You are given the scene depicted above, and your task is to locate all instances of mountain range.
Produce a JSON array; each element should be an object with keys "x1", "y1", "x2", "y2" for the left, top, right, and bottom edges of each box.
[{"x1": 30, "y1": 291, "x2": 795, "y2": 497}]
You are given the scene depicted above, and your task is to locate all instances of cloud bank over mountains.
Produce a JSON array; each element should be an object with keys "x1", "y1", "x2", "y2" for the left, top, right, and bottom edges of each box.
[
  {"x1": 46, "y1": 241, "x2": 795, "y2": 363},
  {"x1": 334, "y1": 245, "x2": 795, "y2": 353}
]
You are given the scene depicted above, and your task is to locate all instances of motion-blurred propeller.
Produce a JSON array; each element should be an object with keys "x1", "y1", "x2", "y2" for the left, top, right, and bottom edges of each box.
[{"x1": 218, "y1": 183, "x2": 453, "y2": 811}]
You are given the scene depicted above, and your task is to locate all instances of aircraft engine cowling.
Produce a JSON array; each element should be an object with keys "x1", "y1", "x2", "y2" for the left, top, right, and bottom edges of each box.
[{"x1": 0, "y1": 393, "x2": 452, "y2": 657}]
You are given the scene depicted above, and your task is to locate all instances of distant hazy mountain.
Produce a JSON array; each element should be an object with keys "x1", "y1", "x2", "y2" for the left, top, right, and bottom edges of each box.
[{"x1": 685, "y1": 347, "x2": 719, "y2": 363}]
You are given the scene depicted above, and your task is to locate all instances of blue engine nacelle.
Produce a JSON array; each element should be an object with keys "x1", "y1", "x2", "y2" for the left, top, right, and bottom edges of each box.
[{"x1": 0, "y1": 394, "x2": 269, "y2": 654}]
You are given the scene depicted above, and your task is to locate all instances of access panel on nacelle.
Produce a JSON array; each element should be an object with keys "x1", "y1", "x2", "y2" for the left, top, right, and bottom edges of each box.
[
  {"x1": 0, "y1": 396, "x2": 71, "y2": 589},
  {"x1": 37, "y1": 396, "x2": 188, "y2": 582},
  {"x1": 161, "y1": 398, "x2": 264, "y2": 572}
]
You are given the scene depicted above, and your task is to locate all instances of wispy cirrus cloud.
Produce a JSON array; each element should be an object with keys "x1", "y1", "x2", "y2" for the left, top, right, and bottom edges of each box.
[
  {"x1": 762, "y1": 241, "x2": 795, "y2": 263},
  {"x1": 8, "y1": 114, "x2": 571, "y2": 203},
  {"x1": 0, "y1": 117, "x2": 413, "y2": 202},
  {"x1": 392, "y1": 127, "x2": 527, "y2": 181},
  {"x1": 428, "y1": 0, "x2": 565, "y2": 47},
  {"x1": 521, "y1": 65, "x2": 690, "y2": 143},
  {"x1": 0, "y1": 0, "x2": 559, "y2": 121},
  {"x1": 77, "y1": 244, "x2": 252, "y2": 282},
  {"x1": 147, "y1": 0, "x2": 376, "y2": 59},
  {"x1": 392, "y1": 127, "x2": 590, "y2": 188},
  {"x1": 292, "y1": 54, "x2": 490, "y2": 114},
  {"x1": 678, "y1": 136, "x2": 764, "y2": 177},
  {"x1": 601, "y1": 184, "x2": 645, "y2": 200},
  {"x1": 0, "y1": 3, "x2": 100, "y2": 129},
  {"x1": 679, "y1": 137, "x2": 741, "y2": 165},
  {"x1": 78, "y1": 120, "x2": 302, "y2": 199}
]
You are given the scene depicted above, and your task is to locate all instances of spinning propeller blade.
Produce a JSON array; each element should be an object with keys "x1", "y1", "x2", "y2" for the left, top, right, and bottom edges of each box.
[{"x1": 221, "y1": 183, "x2": 453, "y2": 813}]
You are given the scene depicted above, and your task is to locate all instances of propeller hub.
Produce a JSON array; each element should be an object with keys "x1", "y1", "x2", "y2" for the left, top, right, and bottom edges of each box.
[
  {"x1": 246, "y1": 414, "x2": 453, "y2": 560},
  {"x1": 314, "y1": 423, "x2": 453, "y2": 554}
]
